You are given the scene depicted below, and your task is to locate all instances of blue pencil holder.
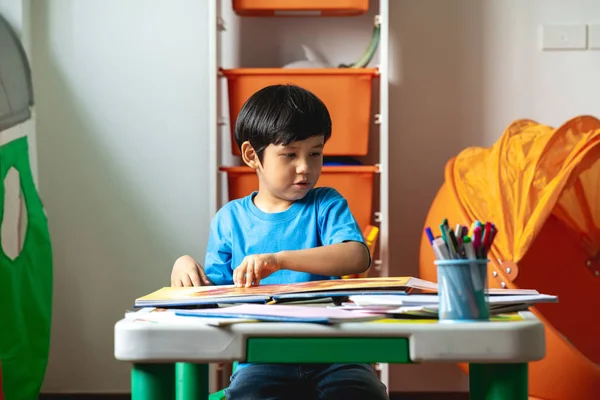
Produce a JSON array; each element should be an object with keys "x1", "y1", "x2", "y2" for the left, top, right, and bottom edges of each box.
[{"x1": 434, "y1": 259, "x2": 490, "y2": 322}]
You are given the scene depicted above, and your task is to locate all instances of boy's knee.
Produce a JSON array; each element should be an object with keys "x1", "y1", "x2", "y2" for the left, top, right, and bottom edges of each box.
[
  {"x1": 226, "y1": 366, "x2": 267, "y2": 400},
  {"x1": 226, "y1": 364, "x2": 304, "y2": 400},
  {"x1": 316, "y1": 364, "x2": 388, "y2": 400}
]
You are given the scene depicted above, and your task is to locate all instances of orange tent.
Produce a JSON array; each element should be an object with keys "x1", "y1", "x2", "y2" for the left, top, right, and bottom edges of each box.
[{"x1": 420, "y1": 116, "x2": 600, "y2": 400}]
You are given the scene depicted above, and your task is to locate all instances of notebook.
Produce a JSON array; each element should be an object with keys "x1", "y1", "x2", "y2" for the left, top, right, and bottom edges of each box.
[{"x1": 174, "y1": 303, "x2": 385, "y2": 324}]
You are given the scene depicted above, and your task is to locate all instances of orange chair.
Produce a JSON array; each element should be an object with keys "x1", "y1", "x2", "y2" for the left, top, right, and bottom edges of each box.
[{"x1": 419, "y1": 116, "x2": 600, "y2": 400}]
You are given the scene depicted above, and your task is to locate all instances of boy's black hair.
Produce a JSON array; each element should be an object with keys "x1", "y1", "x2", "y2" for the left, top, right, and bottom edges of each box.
[{"x1": 234, "y1": 84, "x2": 332, "y2": 161}]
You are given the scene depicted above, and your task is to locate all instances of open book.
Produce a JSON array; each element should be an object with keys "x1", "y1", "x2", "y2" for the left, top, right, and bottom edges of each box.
[{"x1": 134, "y1": 277, "x2": 438, "y2": 308}]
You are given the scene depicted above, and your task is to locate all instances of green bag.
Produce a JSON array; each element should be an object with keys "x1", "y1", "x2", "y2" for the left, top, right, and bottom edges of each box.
[{"x1": 0, "y1": 136, "x2": 52, "y2": 400}]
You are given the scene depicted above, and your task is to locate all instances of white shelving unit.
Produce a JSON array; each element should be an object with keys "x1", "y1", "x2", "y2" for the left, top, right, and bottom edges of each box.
[{"x1": 208, "y1": 0, "x2": 390, "y2": 389}]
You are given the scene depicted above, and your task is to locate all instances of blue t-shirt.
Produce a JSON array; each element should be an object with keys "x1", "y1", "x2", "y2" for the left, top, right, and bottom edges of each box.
[{"x1": 204, "y1": 186, "x2": 368, "y2": 286}]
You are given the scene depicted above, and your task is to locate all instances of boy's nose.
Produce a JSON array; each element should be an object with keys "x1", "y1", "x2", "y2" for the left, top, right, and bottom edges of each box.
[{"x1": 296, "y1": 160, "x2": 310, "y2": 175}]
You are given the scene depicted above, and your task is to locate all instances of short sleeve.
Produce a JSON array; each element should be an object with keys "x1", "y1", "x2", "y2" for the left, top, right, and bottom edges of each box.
[
  {"x1": 204, "y1": 209, "x2": 233, "y2": 285},
  {"x1": 317, "y1": 188, "x2": 370, "y2": 267}
]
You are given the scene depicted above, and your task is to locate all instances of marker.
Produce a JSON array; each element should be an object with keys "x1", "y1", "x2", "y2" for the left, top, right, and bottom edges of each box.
[
  {"x1": 425, "y1": 227, "x2": 435, "y2": 245},
  {"x1": 463, "y1": 236, "x2": 476, "y2": 260},
  {"x1": 442, "y1": 218, "x2": 450, "y2": 233},
  {"x1": 461, "y1": 225, "x2": 469, "y2": 238},
  {"x1": 455, "y1": 224, "x2": 464, "y2": 248},
  {"x1": 481, "y1": 222, "x2": 492, "y2": 257},
  {"x1": 468, "y1": 222, "x2": 476, "y2": 237},
  {"x1": 439, "y1": 223, "x2": 457, "y2": 259},
  {"x1": 448, "y1": 229, "x2": 461, "y2": 259},
  {"x1": 472, "y1": 226, "x2": 482, "y2": 259},
  {"x1": 439, "y1": 222, "x2": 449, "y2": 244},
  {"x1": 455, "y1": 224, "x2": 463, "y2": 238},
  {"x1": 432, "y1": 237, "x2": 450, "y2": 260}
]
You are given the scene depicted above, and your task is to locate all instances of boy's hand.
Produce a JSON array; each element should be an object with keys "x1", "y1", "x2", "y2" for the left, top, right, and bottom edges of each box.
[
  {"x1": 171, "y1": 255, "x2": 212, "y2": 287},
  {"x1": 233, "y1": 253, "x2": 280, "y2": 288}
]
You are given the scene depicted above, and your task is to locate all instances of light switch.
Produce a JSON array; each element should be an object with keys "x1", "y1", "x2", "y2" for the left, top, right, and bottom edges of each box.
[
  {"x1": 540, "y1": 24, "x2": 587, "y2": 50},
  {"x1": 589, "y1": 24, "x2": 600, "y2": 50}
]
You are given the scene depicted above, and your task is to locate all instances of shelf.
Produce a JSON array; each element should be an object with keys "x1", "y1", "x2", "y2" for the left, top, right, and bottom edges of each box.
[{"x1": 213, "y1": 0, "x2": 391, "y2": 388}]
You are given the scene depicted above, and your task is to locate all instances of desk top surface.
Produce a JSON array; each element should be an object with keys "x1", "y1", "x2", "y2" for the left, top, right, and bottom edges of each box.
[{"x1": 114, "y1": 311, "x2": 546, "y2": 364}]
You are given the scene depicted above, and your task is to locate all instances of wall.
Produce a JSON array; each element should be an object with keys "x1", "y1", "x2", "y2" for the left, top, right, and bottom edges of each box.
[
  {"x1": 30, "y1": 0, "x2": 212, "y2": 393},
  {"x1": 387, "y1": 0, "x2": 600, "y2": 392}
]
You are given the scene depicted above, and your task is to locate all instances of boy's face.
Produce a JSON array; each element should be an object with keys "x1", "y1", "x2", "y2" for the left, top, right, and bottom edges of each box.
[{"x1": 254, "y1": 135, "x2": 324, "y2": 204}]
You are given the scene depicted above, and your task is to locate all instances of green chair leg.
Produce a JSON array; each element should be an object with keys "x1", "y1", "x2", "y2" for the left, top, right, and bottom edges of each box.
[
  {"x1": 469, "y1": 363, "x2": 528, "y2": 400},
  {"x1": 132, "y1": 363, "x2": 175, "y2": 400},
  {"x1": 176, "y1": 363, "x2": 209, "y2": 400}
]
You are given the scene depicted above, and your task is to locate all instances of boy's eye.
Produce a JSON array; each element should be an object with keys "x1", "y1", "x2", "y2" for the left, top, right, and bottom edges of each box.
[
  {"x1": 281, "y1": 153, "x2": 296, "y2": 158},
  {"x1": 310, "y1": 152, "x2": 322, "y2": 157}
]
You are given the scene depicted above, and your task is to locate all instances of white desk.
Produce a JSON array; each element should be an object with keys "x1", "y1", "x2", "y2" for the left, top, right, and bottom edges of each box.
[{"x1": 114, "y1": 311, "x2": 545, "y2": 400}]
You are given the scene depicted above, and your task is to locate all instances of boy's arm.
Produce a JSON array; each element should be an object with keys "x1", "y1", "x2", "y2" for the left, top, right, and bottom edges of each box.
[
  {"x1": 233, "y1": 242, "x2": 369, "y2": 287},
  {"x1": 312, "y1": 188, "x2": 371, "y2": 275},
  {"x1": 276, "y1": 241, "x2": 369, "y2": 276}
]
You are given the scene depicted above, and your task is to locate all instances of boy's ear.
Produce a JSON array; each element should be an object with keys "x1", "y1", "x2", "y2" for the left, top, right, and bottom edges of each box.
[{"x1": 241, "y1": 141, "x2": 260, "y2": 169}]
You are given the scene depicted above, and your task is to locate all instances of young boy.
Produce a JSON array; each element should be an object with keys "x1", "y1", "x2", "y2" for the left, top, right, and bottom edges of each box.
[{"x1": 171, "y1": 84, "x2": 388, "y2": 400}]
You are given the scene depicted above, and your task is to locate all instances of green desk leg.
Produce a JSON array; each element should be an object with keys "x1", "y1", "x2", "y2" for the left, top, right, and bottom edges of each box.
[
  {"x1": 176, "y1": 363, "x2": 209, "y2": 400},
  {"x1": 469, "y1": 363, "x2": 528, "y2": 400},
  {"x1": 132, "y1": 363, "x2": 175, "y2": 400}
]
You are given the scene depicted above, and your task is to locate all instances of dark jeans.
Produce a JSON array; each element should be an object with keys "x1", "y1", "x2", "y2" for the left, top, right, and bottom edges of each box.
[{"x1": 225, "y1": 363, "x2": 389, "y2": 400}]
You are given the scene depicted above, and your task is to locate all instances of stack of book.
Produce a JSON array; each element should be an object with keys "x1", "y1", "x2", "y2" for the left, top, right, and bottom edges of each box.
[
  {"x1": 343, "y1": 292, "x2": 558, "y2": 318},
  {"x1": 131, "y1": 277, "x2": 557, "y2": 324}
]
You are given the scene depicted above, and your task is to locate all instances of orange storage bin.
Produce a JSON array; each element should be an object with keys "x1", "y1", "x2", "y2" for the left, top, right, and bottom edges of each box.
[
  {"x1": 232, "y1": 0, "x2": 369, "y2": 16},
  {"x1": 221, "y1": 68, "x2": 378, "y2": 157},
  {"x1": 220, "y1": 165, "x2": 377, "y2": 230}
]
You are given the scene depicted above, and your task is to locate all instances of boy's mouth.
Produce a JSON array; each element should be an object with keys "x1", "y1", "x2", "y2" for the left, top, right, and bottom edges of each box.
[{"x1": 292, "y1": 181, "x2": 310, "y2": 188}]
